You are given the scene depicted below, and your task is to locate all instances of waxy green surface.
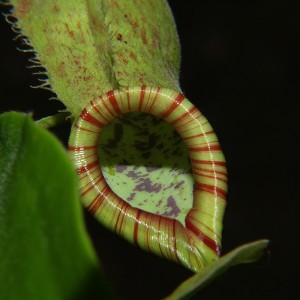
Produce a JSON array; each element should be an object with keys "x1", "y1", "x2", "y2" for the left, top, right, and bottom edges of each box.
[{"x1": 10, "y1": 0, "x2": 181, "y2": 117}]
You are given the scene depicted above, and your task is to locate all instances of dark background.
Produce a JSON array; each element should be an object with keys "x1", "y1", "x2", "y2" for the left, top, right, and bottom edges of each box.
[{"x1": 1, "y1": 1, "x2": 299, "y2": 299}]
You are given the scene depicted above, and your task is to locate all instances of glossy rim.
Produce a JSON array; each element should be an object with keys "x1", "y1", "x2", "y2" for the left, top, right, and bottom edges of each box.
[{"x1": 68, "y1": 86, "x2": 227, "y2": 272}]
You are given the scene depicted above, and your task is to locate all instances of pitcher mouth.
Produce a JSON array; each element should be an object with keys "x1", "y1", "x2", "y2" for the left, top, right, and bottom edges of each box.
[
  {"x1": 68, "y1": 86, "x2": 227, "y2": 272},
  {"x1": 98, "y1": 111, "x2": 194, "y2": 226}
]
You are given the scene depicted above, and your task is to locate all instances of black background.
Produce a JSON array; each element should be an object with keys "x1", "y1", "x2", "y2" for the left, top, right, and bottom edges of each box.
[{"x1": 1, "y1": 1, "x2": 300, "y2": 299}]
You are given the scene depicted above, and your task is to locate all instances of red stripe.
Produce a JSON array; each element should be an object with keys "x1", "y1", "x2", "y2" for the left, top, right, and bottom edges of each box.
[
  {"x1": 149, "y1": 87, "x2": 161, "y2": 112},
  {"x1": 191, "y1": 159, "x2": 226, "y2": 167},
  {"x1": 91, "y1": 101, "x2": 110, "y2": 122},
  {"x1": 80, "y1": 176, "x2": 103, "y2": 196},
  {"x1": 189, "y1": 144, "x2": 221, "y2": 152},
  {"x1": 178, "y1": 120, "x2": 209, "y2": 132},
  {"x1": 74, "y1": 124, "x2": 99, "y2": 133},
  {"x1": 166, "y1": 219, "x2": 174, "y2": 259},
  {"x1": 161, "y1": 93, "x2": 185, "y2": 118},
  {"x1": 79, "y1": 164, "x2": 98, "y2": 180},
  {"x1": 186, "y1": 219, "x2": 221, "y2": 255},
  {"x1": 193, "y1": 172, "x2": 228, "y2": 183},
  {"x1": 114, "y1": 201, "x2": 128, "y2": 233},
  {"x1": 119, "y1": 204, "x2": 128, "y2": 236},
  {"x1": 145, "y1": 214, "x2": 151, "y2": 251},
  {"x1": 68, "y1": 145, "x2": 97, "y2": 151},
  {"x1": 86, "y1": 195, "x2": 98, "y2": 212},
  {"x1": 172, "y1": 219, "x2": 180, "y2": 262},
  {"x1": 107, "y1": 90, "x2": 121, "y2": 114},
  {"x1": 80, "y1": 108, "x2": 105, "y2": 127},
  {"x1": 101, "y1": 95, "x2": 115, "y2": 117},
  {"x1": 157, "y1": 216, "x2": 164, "y2": 257},
  {"x1": 183, "y1": 130, "x2": 215, "y2": 140},
  {"x1": 77, "y1": 161, "x2": 99, "y2": 174},
  {"x1": 87, "y1": 192, "x2": 105, "y2": 215},
  {"x1": 134, "y1": 210, "x2": 142, "y2": 246},
  {"x1": 196, "y1": 183, "x2": 227, "y2": 199},
  {"x1": 87, "y1": 184, "x2": 111, "y2": 214},
  {"x1": 139, "y1": 85, "x2": 146, "y2": 111},
  {"x1": 193, "y1": 166, "x2": 227, "y2": 176},
  {"x1": 172, "y1": 106, "x2": 197, "y2": 125},
  {"x1": 126, "y1": 88, "x2": 131, "y2": 111}
]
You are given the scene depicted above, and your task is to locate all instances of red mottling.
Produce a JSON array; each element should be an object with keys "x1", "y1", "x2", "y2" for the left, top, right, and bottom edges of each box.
[
  {"x1": 129, "y1": 51, "x2": 138, "y2": 62},
  {"x1": 57, "y1": 61, "x2": 66, "y2": 77},
  {"x1": 14, "y1": 0, "x2": 32, "y2": 18},
  {"x1": 80, "y1": 108, "x2": 105, "y2": 127},
  {"x1": 186, "y1": 219, "x2": 221, "y2": 255},
  {"x1": 116, "y1": 33, "x2": 123, "y2": 41},
  {"x1": 64, "y1": 23, "x2": 75, "y2": 38},
  {"x1": 134, "y1": 210, "x2": 142, "y2": 246},
  {"x1": 161, "y1": 93, "x2": 185, "y2": 118},
  {"x1": 107, "y1": 91, "x2": 121, "y2": 114},
  {"x1": 52, "y1": 4, "x2": 60, "y2": 13},
  {"x1": 196, "y1": 183, "x2": 227, "y2": 199},
  {"x1": 77, "y1": 161, "x2": 98, "y2": 174},
  {"x1": 141, "y1": 28, "x2": 147, "y2": 45}
]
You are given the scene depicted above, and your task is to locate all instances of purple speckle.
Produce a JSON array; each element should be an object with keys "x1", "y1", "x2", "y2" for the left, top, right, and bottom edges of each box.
[
  {"x1": 162, "y1": 196, "x2": 181, "y2": 218},
  {"x1": 163, "y1": 183, "x2": 174, "y2": 191},
  {"x1": 156, "y1": 199, "x2": 163, "y2": 207},
  {"x1": 134, "y1": 178, "x2": 162, "y2": 193},
  {"x1": 175, "y1": 180, "x2": 185, "y2": 189},
  {"x1": 127, "y1": 170, "x2": 140, "y2": 179},
  {"x1": 146, "y1": 166, "x2": 159, "y2": 172},
  {"x1": 127, "y1": 193, "x2": 136, "y2": 201},
  {"x1": 116, "y1": 165, "x2": 127, "y2": 173}
]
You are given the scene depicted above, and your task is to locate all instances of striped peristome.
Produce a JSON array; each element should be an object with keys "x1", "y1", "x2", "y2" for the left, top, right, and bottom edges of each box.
[{"x1": 68, "y1": 86, "x2": 227, "y2": 272}]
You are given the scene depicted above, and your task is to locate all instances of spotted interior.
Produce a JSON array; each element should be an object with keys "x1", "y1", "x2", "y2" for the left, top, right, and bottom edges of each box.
[{"x1": 98, "y1": 112, "x2": 194, "y2": 225}]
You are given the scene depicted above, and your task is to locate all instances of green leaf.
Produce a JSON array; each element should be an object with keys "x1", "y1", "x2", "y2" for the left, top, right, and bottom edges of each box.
[
  {"x1": 164, "y1": 239, "x2": 270, "y2": 300},
  {"x1": 8, "y1": 0, "x2": 181, "y2": 117},
  {"x1": 35, "y1": 112, "x2": 71, "y2": 129},
  {"x1": 0, "y1": 112, "x2": 114, "y2": 300}
]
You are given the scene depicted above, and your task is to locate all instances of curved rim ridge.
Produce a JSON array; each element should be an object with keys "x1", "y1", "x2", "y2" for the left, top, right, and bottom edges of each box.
[{"x1": 68, "y1": 86, "x2": 227, "y2": 272}]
